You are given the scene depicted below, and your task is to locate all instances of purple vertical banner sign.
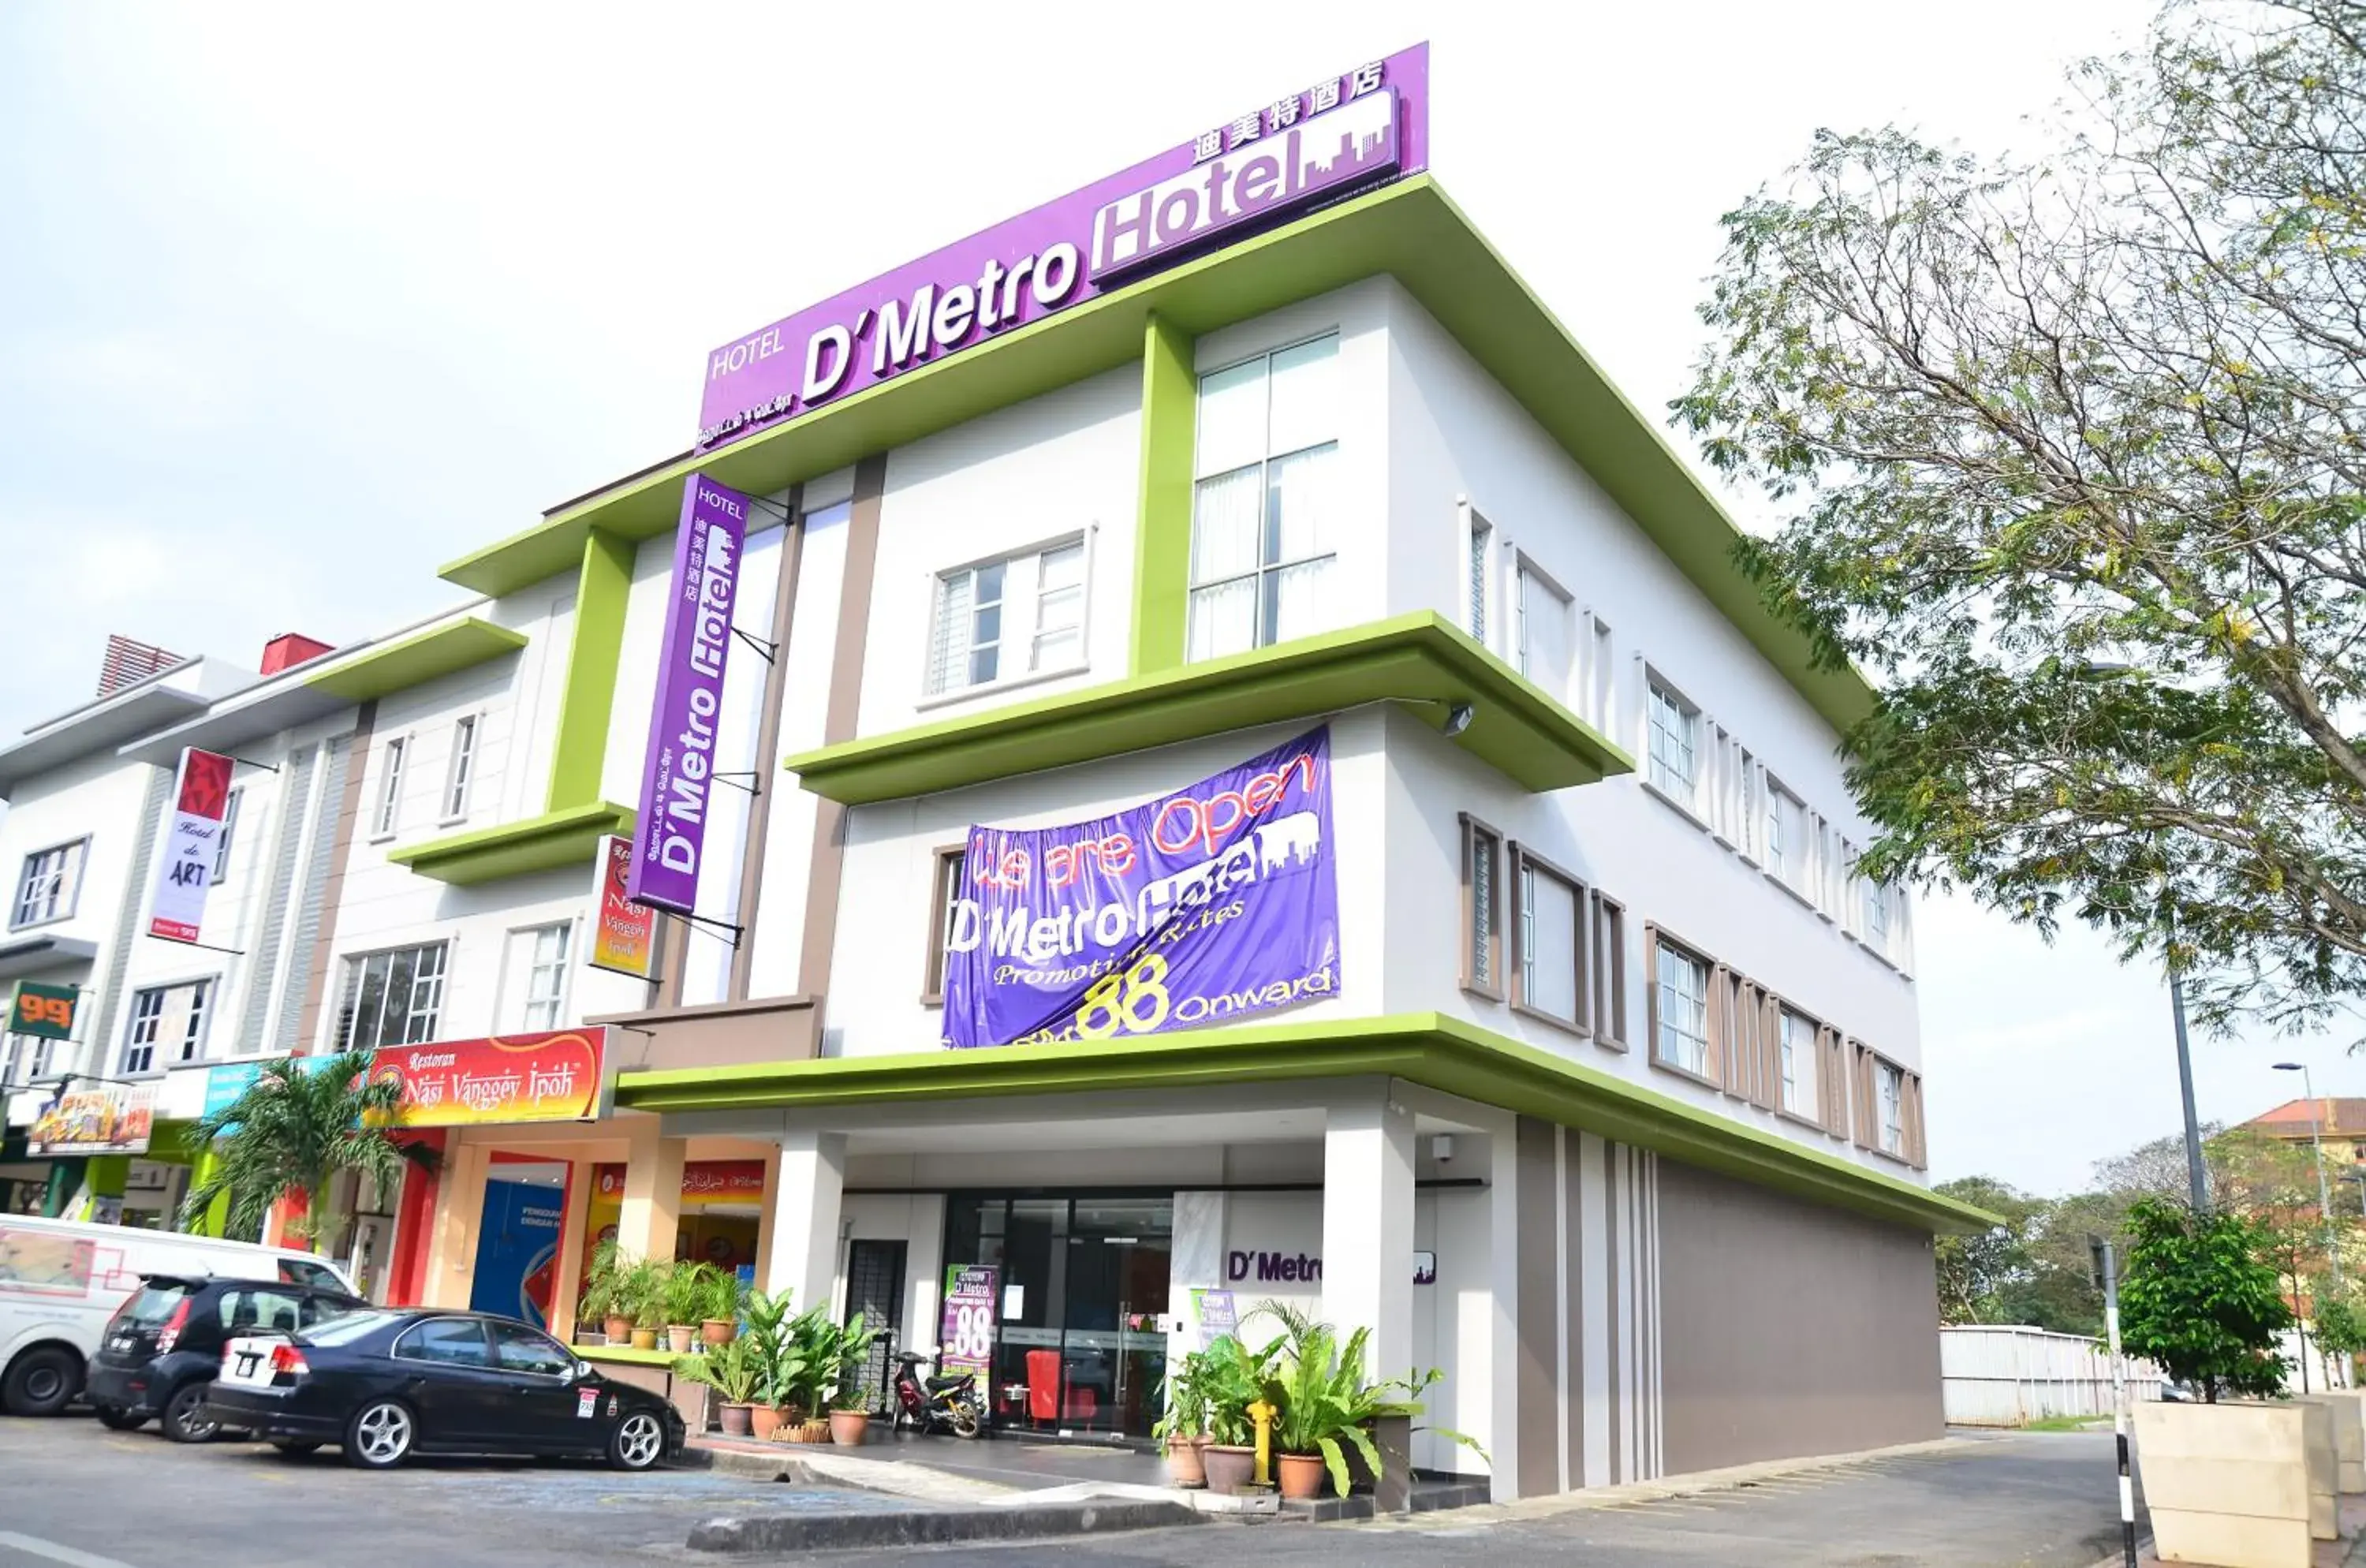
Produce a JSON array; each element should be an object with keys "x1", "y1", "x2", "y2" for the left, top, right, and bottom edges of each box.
[{"x1": 625, "y1": 475, "x2": 752, "y2": 915}]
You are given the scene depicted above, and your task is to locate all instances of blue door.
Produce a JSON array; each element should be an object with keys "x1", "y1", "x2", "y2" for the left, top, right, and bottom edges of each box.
[{"x1": 468, "y1": 1178, "x2": 563, "y2": 1327}]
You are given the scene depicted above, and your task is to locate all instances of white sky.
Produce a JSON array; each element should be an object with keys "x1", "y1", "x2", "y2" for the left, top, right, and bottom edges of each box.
[{"x1": 0, "y1": 0, "x2": 2338, "y2": 1194}]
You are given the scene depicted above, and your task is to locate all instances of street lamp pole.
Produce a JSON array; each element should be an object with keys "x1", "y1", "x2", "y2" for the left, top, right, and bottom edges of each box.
[
  {"x1": 2168, "y1": 969, "x2": 2210, "y2": 1213},
  {"x1": 2275, "y1": 1062, "x2": 2343, "y2": 1289}
]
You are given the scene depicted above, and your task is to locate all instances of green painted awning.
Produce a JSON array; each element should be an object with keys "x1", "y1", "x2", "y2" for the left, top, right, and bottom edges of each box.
[
  {"x1": 307, "y1": 618, "x2": 528, "y2": 702},
  {"x1": 782, "y1": 612, "x2": 1633, "y2": 805},
  {"x1": 386, "y1": 800, "x2": 633, "y2": 886}
]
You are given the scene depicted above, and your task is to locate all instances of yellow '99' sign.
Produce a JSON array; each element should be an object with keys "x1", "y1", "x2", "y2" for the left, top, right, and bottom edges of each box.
[{"x1": 9, "y1": 982, "x2": 79, "y2": 1041}]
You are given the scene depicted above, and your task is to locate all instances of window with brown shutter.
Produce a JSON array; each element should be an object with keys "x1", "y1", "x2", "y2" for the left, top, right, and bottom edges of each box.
[
  {"x1": 1903, "y1": 1070, "x2": 1928, "y2": 1169},
  {"x1": 1458, "y1": 815, "x2": 1506, "y2": 1002},
  {"x1": 1645, "y1": 925, "x2": 1715, "y2": 1085},
  {"x1": 1819, "y1": 1025, "x2": 1849, "y2": 1138},
  {"x1": 1730, "y1": 977, "x2": 1776, "y2": 1109},
  {"x1": 920, "y1": 845, "x2": 967, "y2": 1005},
  {"x1": 1849, "y1": 1040, "x2": 1878, "y2": 1148},
  {"x1": 1591, "y1": 890, "x2": 1629, "y2": 1048},
  {"x1": 1510, "y1": 843, "x2": 1588, "y2": 1035}
]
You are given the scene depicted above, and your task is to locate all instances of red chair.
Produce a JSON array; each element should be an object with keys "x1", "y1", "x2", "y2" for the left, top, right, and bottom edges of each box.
[{"x1": 1024, "y1": 1350, "x2": 1102, "y2": 1424}]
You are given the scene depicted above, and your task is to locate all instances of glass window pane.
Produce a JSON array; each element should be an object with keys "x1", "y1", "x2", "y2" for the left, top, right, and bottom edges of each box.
[
  {"x1": 975, "y1": 561, "x2": 1006, "y2": 605},
  {"x1": 1526, "y1": 869, "x2": 1580, "y2": 1022},
  {"x1": 1266, "y1": 335, "x2": 1338, "y2": 457},
  {"x1": 1190, "y1": 467, "x2": 1263, "y2": 585},
  {"x1": 930, "y1": 571, "x2": 975, "y2": 694},
  {"x1": 1264, "y1": 558, "x2": 1334, "y2": 647},
  {"x1": 972, "y1": 603, "x2": 1001, "y2": 649},
  {"x1": 1187, "y1": 579, "x2": 1256, "y2": 663},
  {"x1": 1038, "y1": 542, "x2": 1084, "y2": 594},
  {"x1": 969, "y1": 644, "x2": 1000, "y2": 686},
  {"x1": 1032, "y1": 628, "x2": 1082, "y2": 672},
  {"x1": 1196, "y1": 358, "x2": 1267, "y2": 478},
  {"x1": 1263, "y1": 443, "x2": 1334, "y2": 566}
]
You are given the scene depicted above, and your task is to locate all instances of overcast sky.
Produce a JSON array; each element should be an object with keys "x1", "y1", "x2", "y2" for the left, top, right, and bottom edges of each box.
[{"x1": 0, "y1": 2, "x2": 2338, "y2": 1195}]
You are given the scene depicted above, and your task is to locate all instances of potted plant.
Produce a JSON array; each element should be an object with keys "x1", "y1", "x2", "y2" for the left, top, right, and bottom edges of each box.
[
  {"x1": 1152, "y1": 1351, "x2": 1212, "y2": 1488},
  {"x1": 1251, "y1": 1301, "x2": 1487, "y2": 1503},
  {"x1": 662, "y1": 1262, "x2": 711, "y2": 1354},
  {"x1": 1197, "y1": 1331, "x2": 1281, "y2": 1495},
  {"x1": 2120, "y1": 1197, "x2": 2308, "y2": 1562},
  {"x1": 819, "y1": 1311, "x2": 875, "y2": 1445},
  {"x1": 584, "y1": 1241, "x2": 636, "y2": 1345},
  {"x1": 700, "y1": 1267, "x2": 745, "y2": 1346},
  {"x1": 740, "y1": 1287, "x2": 804, "y2": 1439},
  {"x1": 674, "y1": 1337, "x2": 763, "y2": 1437},
  {"x1": 625, "y1": 1254, "x2": 666, "y2": 1350}
]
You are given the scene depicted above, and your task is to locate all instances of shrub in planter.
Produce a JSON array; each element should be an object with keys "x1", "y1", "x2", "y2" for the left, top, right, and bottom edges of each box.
[
  {"x1": 700, "y1": 1268, "x2": 745, "y2": 1346},
  {"x1": 662, "y1": 1262, "x2": 715, "y2": 1354},
  {"x1": 1252, "y1": 1301, "x2": 1487, "y2": 1503},
  {"x1": 1198, "y1": 1331, "x2": 1282, "y2": 1495},
  {"x1": 2118, "y1": 1197, "x2": 2291, "y2": 1403},
  {"x1": 675, "y1": 1338, "x2": 763, "y2": 1438},
  {"x1": 1154, "y1": 1350, "x2": 1214, "y2": 1488}
]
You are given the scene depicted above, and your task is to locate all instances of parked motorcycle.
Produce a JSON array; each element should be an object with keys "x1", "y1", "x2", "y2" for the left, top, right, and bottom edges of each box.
[{"x1": 886, "y1": 1342, "x2": 984, "y2": 1439}]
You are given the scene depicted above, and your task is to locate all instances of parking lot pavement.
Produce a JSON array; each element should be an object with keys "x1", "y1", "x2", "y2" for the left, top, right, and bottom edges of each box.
[
  {"x1": 0, "y1": 1418, "x2": 2135, "y2": 1568},
  {"x1": 0, "y1": 1413, "x2": 902, "y2": 1568}
]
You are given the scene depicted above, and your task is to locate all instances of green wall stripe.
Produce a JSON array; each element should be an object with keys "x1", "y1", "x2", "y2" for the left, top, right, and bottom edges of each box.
[
  {"x1": 547, "y1": 528, "x2": 636, "y2": 812},
  {"x1": 1129, "y1": 313, "x2": 1196, "y2": 675}
]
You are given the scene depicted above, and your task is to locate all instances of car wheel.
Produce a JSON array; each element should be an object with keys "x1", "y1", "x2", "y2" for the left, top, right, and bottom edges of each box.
[
  {"x1": 607, "y1": 1409, "x2": 666, "y2": 1472},
  {"x1": 271, "y1": 1439, "x2": 321, "y2": 1457},
  {"x1": 162, "y1": 1383, "x2": 222, "y2": 1443},
  {"x1": 1, "y1": 1346, "x2": 82, "y2": 1417},
  {"x1": 344, "y1": 1400, "x2": 415, "y2": 1469},
  {"x1": 94, "y1": 1405, "x2": 148, "y2": 1432}
]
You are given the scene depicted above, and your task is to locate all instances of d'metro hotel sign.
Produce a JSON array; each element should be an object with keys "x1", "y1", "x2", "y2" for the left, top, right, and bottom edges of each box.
[{"x1": 695, "y1": 43, "x2": 1431, "y2": 450}]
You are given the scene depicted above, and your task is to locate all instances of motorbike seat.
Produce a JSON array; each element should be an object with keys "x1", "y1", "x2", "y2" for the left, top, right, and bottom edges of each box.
[{"x1": 922, "y1": 1373, "x2": 971, "y2": 1394}]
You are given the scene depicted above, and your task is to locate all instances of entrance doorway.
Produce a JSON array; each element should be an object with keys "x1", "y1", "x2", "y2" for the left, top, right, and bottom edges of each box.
[
  {"x1": 469, "y1": 1163, "x2": 565, "y2": 1328},
  {"x1": 845, "y1": 1239, "x2": 907, "y2": 1413},
  {"x1": 944, "y1": 1195, "x2": 1171, "y2": 1439}
]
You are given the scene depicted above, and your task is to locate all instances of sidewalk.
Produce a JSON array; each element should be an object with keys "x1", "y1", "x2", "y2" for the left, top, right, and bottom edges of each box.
[{"x1": 2118, "y1": 1495, "x2": 2366, "y2": 1567}]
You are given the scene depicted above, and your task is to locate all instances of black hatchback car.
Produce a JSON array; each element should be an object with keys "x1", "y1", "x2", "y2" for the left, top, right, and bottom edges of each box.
[
  {"x1": 88, "y1": 1275, "x2": 365, "y2": 1442},
  {"x1": 202, "y1": 1308, "x2": 685, "y2": 1471}
]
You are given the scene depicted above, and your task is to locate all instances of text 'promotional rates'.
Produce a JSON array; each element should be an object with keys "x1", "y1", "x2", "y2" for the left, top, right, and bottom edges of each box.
[{"x1": 942, "y1": 727, "x2": 1339, "y2": 1047}]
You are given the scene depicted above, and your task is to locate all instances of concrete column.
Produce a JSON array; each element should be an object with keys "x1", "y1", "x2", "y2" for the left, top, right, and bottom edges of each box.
[
  {"x1": 750, "y1": 1143, "x2": 783, "y2": 1289},
  {"x1": 1488, "y1": 1124, "x2": 1524, "y2": 1502},
  {"x1": 1321, "y1": 1086, "x2": 1416, "y2": 1384},
  {"x1": 420, "y1": 1141, "x2": 490, "y2": 1309},
  {"x1": 548, "y1": 1158, "x2": 597, "y2": 1343},
  {"x1": 617, "y1": 1116, "x2": 686, "y2": 1265},
  {"x1": 763, "y1": 1128, "x2": 845, "y2": 1318}
]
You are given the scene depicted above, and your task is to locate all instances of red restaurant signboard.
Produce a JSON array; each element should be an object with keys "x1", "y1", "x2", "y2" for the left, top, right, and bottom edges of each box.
[{"x1": 367, "y1": 1029, "x2": 605, "y2": 1129}]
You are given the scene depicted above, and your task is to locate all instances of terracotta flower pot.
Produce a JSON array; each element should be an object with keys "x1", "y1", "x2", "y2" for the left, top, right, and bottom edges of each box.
[
  {"x1": 718, "y1": 1403, "x2": 755, "y2": 1438},
  {"x1": 748, "y1": 1406, "x2": 784, "y2": 1440},
  {"x1": 1277, "y1": 1452, "x2": 1329, "y2": 1501},
  {"x1": 1202, "y1": 1444, "x2": 1256, "y2": 1496},
  {"x1": 629, "y1": 1327, "x2": 659, "y2": 1351},
  {"x1": 800, "y1": 1419, "x2": 831, "y2": 1444},
  {"x1": 1164, "y1": 1437, "x2": 1207, "y2": 1488},
  {"x1": 666, "y1": 1325, "x2": 696, "y2": 1354},
  {"x1": 701, "y1": 1319, "x2": 737, "y2": 1346},
  {"x1": 603, "y1": 1316, "x2": 633, "y2": 1343},
  {"x1": 829, "y1": 1409, "x2": 870, "y2": 1446}
]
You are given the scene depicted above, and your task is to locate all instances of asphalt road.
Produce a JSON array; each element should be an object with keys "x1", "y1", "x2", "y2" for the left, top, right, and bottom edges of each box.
[{"x1": 0, "y1": 1413, "x2": 2136, "y2": 1568}]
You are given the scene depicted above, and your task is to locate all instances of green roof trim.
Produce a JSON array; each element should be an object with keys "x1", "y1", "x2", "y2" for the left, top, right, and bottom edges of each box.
[
  {"x1": 1129, "y1": 312, "x2": 1196, "y2": 675},
  {"x1": 614, "y1": 1011, "x2": 1990, "y2": 1236},
  {"x1": 782, "y1": 612, "x2": 1633, "y2": 805},
  {"x1": 435, "y1": 177, "x2": 1868, "y2": 733},
  {"x1": 385, "y1": 800, "x2": 634, "y2": 886},
  {"x1": 546, "y1": 528, "x2": 636, "y2": 812},
  {"x1": 304, "y1": 618, "x2": 528, "y2": 703}
]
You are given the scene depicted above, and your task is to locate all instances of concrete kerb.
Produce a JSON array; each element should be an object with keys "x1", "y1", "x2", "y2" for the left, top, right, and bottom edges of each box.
[
  {"x1": 687, "y1": 1498, "x2": 1205, "y2": 1555},
  {"x1": 1472, "y1": 1436, "x2": 1987, "y2": 1525}
]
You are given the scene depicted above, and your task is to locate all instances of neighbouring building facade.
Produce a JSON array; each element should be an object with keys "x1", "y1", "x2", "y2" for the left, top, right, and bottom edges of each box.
[{"x1": 0, "y1": 43, "x2": 1980, "y2": 1497}]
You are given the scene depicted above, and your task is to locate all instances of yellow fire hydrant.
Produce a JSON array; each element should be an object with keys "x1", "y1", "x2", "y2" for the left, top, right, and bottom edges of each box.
[{"x1": 1246, "y1": 1397, "x2": 1277, "y2": 1488}]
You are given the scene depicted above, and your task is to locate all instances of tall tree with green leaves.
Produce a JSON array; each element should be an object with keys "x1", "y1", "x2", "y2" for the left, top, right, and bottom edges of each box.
[
  {"x1": 2117, "y1": 1195, "x2": 2292, "y2": 1400},
  {"x1": 1674, "y1": 0, "x2": 2366, "y2": 1033},
  {"x1": 181, "y1": 1051, "x2": 434, "y2": 1249}
]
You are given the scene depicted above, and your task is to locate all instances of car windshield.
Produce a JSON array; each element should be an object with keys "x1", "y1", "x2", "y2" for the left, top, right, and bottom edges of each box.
[
  {"x1": 297, "y1": 1309, "x2": 397, "y2": 1346},
  {"x1": 121, "y1": 1282, "x2": 195, "y2": 1324}
]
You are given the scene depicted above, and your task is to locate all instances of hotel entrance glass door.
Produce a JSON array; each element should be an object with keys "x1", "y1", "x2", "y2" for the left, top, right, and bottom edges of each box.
[{"x1": 944, "y1": 1195, "x2": 1172, "y2": 1439}]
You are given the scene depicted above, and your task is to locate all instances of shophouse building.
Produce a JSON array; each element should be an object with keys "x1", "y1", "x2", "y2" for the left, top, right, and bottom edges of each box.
[{"x1": 0, "y1": 43, "x2": 1981, "y2": 1498}]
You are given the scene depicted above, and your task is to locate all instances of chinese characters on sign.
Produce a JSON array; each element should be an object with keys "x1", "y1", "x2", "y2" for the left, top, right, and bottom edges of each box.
[
  {"x1": 695, "y1": 46, "x2": 1427, "y2": 451},
  {"x1": 942, "y1": 728, "x2": 1339, "y2": 1048},
  {"x1": 627, "y1": 478, "x2": 752, "y2": 916},
  {"x1": 148, "y1": 748, "x2": 234, "y2": 943}
]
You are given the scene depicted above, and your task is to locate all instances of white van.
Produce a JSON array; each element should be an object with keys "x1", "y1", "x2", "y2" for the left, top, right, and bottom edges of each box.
[{"x1": 0, "y1": 1214, "x2": 353, "y2": 1416}]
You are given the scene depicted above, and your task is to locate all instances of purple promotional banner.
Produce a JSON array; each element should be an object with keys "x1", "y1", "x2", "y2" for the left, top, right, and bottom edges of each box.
[
  {"x1": 625, "y1": 475, "x2": 751, "y2": 915},
  {"x1": 696, "y1": 45, "x2": 1428, "y2": 451},
  {"x1": 942, "y1": 729, "x2": 1338, "y2": 1048}
]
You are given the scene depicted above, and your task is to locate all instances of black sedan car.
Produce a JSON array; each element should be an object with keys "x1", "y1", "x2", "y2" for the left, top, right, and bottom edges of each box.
[
  {"x1": 203, "y1": 1309, "x2": 685, "y2": 1471},
  {"x1": 88, "y1": 1274, "x2": 365, "y2": 1442}
]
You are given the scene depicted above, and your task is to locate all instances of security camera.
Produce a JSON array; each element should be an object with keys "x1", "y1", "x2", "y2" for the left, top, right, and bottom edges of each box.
[{"x1": 1442, "y1": 703, "x2": 1475, "y2": 738}]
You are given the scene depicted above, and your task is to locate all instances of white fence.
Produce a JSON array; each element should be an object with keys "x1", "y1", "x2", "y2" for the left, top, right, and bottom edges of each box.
[{"x1": 1940, "y1": 1325, "x2": 2166, "y2": 1427}]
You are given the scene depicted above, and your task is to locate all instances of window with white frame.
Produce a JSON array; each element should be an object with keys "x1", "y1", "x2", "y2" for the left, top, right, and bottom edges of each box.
[
  {"x1": 922, "y1": 846, "x2": 968, "y2": 1005},
  {"x1": 517, "y1": 923, "x2": 571, "y2": 1030},
  {"x1": 1653, "y1": 939, "x2": 1711, "y2": 1076},
  {"x1": 1514, "y1": 562, "x2": 1571, "y2": 701},
  {"x1": 121, "y1": 980, "x2": 211, "y2": 1074},
  {"x1": 1459, "y1": 816, "x2": 1503, "y2": 999},
  {"x1": 928, "y1": 538, "x2": 1087, "y2": 696},
  {"x1": 334, "y1": 942, "x2": 448, "y2": 1051},
  {"x1": 2, "y1": 1031, "x2": 55, "y2": 1087},
  {"x1": 1764, "y1": 780, "x2": 1804, "y2": 887},
  {"x1": 1777, "y1": 1006, "x2": 1816, "y2": 1117},
  {"x1": 1876, "y1": 1058, "x2": 1906, "y2": 1155},
  {"x1": 443, "y1": 716, "x2": 478, "y2": 819},
  {"x1": 212, "y1": 788, "x2": 243, "y2": 884},
  {"x1": 1512, "y1": 847, "x2": 1584, "y2": 1031},
  {"x1": 1188, "y1": 334, "x2": 1338, "y2": 660},
  {"x1": 12, "y1": 839, "x2": 87, "y2": 929},
  {"x1": 1862, "y1": 875, "x2": 1892, "y2": 947},
  {"x1": 1645, "y1": 678, "x2": 1699, "y2": 803},
  {"x1": 373, "y1": 737, "x2": 407, "y2": 837},
  {"x1": 1464, "y1": 510, "x2": 1492, "y2": 643}
]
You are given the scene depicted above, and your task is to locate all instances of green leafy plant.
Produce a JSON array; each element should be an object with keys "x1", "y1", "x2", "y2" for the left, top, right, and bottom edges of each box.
[
  {"x1": 2118, "y1": 1196, "x2": 2293, "y2": 1402},
  {"x1": 2313, "y1": 1294, "x2": 2366, "y2": 1361},
  {"x1": 697, "y1": 1267, "x2": 745, "y2": 1325},
  {"x1": 1197, "y1": 1331, "x2": 1283, "y2": 1447},
  {"x1": 673, "y1": 1335, "x2": 763, "y2": 1406},
  {"x1": 1152, "y1": 1350, "x2": 1212, "y2": 1453},
  {"x1": 578, "y1": 1241, "x2": 626, "y2": 1325},
  {"x1": 739, "y1": 1288, "x2": 803, "y2": 1411},
  {"x1": 622, "y1": 1253, "x2": 669, "y2": 1330},
  {"x1": 784, "y1": 1309, "x2": 873, "y2": 1413},
  {"x1": 179, "y1": 1050, "x2": 435, "y2": 1249},
  {"x1": 1248, "y1": 1301, "x2": 1488, "y2": 1496},
  {"x1": 663, "y1": 1261, "x2": 716, "y2": 1327}
]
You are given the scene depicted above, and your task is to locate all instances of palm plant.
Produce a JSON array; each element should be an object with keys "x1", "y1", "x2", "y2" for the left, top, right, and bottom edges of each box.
[
  {"x1": 179, "y1": 1050, "x2": 434, "y2": 1249},
  {"x1": 674, "y1": 1335, "x2": 763, "y2": 1406},
  {"x1": 662, "y1": 1261, "x2": 715, "y2": 1328}
]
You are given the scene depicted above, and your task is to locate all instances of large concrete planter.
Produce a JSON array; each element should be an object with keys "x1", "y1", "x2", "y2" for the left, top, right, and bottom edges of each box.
[
  {"x1": 2300, "y1": 1391, "x2": 2366, "y2": 1494},
  {"x1": 2134, "y1": 1400, "x2": 2317, "y2": 1566}
]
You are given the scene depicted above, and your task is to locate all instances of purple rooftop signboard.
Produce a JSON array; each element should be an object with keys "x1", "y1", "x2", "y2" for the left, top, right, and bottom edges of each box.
[
  {"x1": 627, "y1": 475, "x2": 752, "y2": 916},
  {"x1": 696, "y1": 43, "x2": 1429, "y2": 451}
]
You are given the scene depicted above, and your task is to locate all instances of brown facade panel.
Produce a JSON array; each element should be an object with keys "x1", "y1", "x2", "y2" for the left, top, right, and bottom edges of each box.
[
  {"x1": 1513, "y1": 1114, "x2": 1560, "y2": 1499},
  {"x1": 1654, "y1": 1157, "x2": 1942, "y2": 1475}
]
